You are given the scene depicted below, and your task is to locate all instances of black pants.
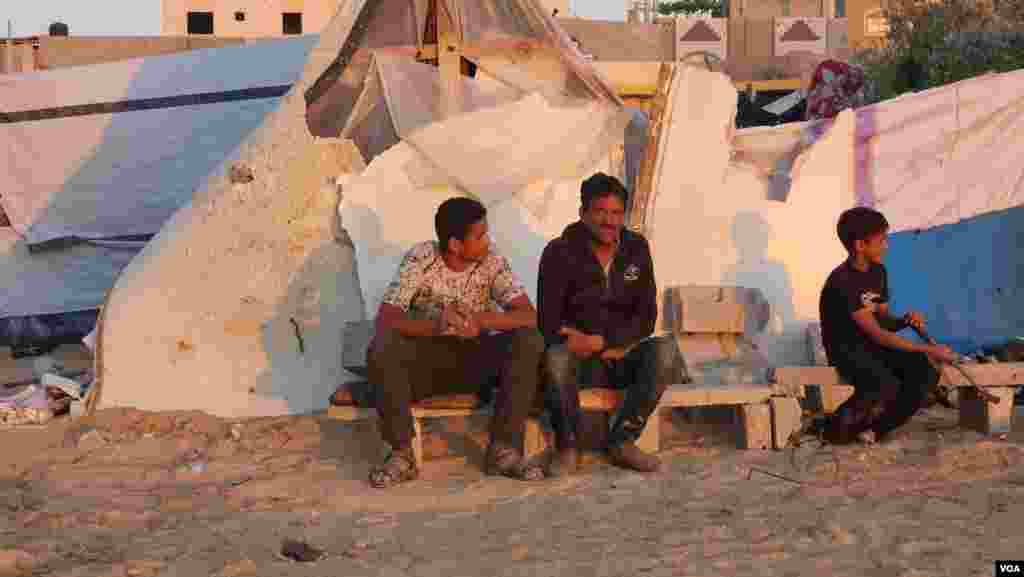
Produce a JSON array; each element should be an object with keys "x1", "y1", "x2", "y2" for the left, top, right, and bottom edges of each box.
[
  {"x1": 543, "y1": 336, "x2": 681, "y2": 449},
  {"x1": 824, "y1": 346, "x2": 939, "y2": 444},
  {"x1": 366, "y1": 328, "x2": 544, "y2": 451}
]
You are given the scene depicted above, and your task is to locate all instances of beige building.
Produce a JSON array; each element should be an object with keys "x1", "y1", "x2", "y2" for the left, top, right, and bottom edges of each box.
[{"x1": 163, "y1": 0, "x2": 570, "y2": 37}]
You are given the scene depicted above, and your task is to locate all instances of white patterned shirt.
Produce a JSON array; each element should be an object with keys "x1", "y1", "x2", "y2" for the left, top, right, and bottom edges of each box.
[{"x1": 380, "y1": 241, "x2": 527, "y2": 321}]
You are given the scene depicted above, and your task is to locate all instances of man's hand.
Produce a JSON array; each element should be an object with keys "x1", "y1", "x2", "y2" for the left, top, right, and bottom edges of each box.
[
  {"x1": 926, "y1": 343, "x2": 958, "y2": 365},
  {"x1": 560, "y1": 327, "x2": 604, "y2": 358},
  {"x1": 438, "y1": 305, "x2": 479, "y2": 338},
  {"x1": 904, "y1": 311, "x2": 925, "y2": 331},
  {"x1": 600, "y1": 347, "x2": 627, "y2": 361}
]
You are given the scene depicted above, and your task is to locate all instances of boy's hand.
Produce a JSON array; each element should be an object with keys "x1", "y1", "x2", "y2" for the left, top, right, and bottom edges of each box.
[
  {"x1": 903, "y1": 311, "x2": 925, "y2": 331},
  {"x1": 560, "y1": 327, "x2": 604, "y2": 358},
  {"x1": 927, "y1": 344, "x2": 958, "y2": 365},
  {"x1": 600, "y1": 347, "x2": 627, "y2": 361}
]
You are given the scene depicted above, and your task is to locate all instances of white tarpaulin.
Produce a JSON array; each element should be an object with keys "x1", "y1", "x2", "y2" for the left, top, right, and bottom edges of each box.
[
  {"x1": 341, "y1": 141, "x2": 615, "y2": 321},
  {"x1": 0, "y1": 37, "x2": 315, "y2": 318},
  {"x1": 731, "y1": 68, "x2": 1024, "y2": 233},
  {"x1": 647, "y1": 65, "x2": 856, "y2": 366},
  {"x1": 0, "y1": 36, "x2": 316, "y2": 246}
]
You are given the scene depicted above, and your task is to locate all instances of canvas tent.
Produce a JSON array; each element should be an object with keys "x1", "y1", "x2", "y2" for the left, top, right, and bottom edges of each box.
[
  {"x1": 0, "y1": 37, "x2": 318, "y2": 341},
  {"x1": 94, "y1": 0, "x2": 632, "y2": 417}
]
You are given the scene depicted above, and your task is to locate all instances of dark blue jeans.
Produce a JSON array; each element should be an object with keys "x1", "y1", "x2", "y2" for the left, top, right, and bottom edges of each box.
[
  {"x1": 543, "y1": 336, "x2": 682, "y2": 450},
  {"x1": 825, "y1": 346, "x2": 939, "y2": 443}
]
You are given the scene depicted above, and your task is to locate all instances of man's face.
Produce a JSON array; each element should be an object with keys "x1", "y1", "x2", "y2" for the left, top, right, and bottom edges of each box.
[
  {"x1": 581, "y1": 194, "x2": 625, "y2": 247},
  {"x1": 453, "y1": 219, "x2": 490, "y2": 263},
  {"x1": 856, "y1": 231, "x2": 889, "y2": 264}
]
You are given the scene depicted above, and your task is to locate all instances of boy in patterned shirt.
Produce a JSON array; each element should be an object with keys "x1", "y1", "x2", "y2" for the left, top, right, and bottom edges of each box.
[{"x1": 366, "y1": 197, "x2": 546, "y2": 488}]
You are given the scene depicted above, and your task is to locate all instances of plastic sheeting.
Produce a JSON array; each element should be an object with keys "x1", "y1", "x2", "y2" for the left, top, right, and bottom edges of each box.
[
  {"x1": 1, "y1": 37, "x2": 316, "y2": 247},
  {"x1": 730, "y1": 68, "x2": 1024, "y2": 233},
  {"x1": 646, "y1": 65, "x2": 856, "y2": 366},
  {"x1": 340, "y1": 141, "x2": 616, "y2": 320},
  {"x1": 306, "y1": 0, "x2": 622, "y2": 163}
]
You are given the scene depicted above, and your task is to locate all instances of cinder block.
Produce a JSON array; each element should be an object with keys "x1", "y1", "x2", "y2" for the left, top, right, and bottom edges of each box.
[
  {"x1": 736, "y1": 402, "x2": 772, "y2": 450},
  {"x1": 959, "y1": 386, "x2": 1015, "y2": 435}
]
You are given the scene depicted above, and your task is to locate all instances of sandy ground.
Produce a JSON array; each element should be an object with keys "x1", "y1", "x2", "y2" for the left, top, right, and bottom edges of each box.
[{"x1": 1, "y1": 404, "x2": 1022, "y2": 577}]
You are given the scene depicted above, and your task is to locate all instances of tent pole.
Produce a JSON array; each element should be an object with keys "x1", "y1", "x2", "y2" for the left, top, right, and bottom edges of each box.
[{"x1": 436, "y1": 0, "x2": 463, "y2": 119}]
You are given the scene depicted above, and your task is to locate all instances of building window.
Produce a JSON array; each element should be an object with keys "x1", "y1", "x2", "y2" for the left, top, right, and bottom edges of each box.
[
  {"x1": 234, "y1": 11, "x2": 246, "y2": 22},
  {"x1": 282, "y1": 12, "x2": 303, "y2": 35},
  {"x1": 835, "y1": 0, "x2": 845, "y2": 17},
  {"x1": 186, "y1": 12, "x2": 214, "y2": 35}
]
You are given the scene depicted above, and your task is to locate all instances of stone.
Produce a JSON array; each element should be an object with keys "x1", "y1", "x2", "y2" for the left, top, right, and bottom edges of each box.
[
  {"x1": 825, "y1": 522, "x2": 856, "y2": 545},
  {"x1": 959, "y1": 386, "x2": 1015, "y2": 435},
  {"x1": 77, "y1": 429, "x2": 107, "y2": 451},
  {"x1": 221, "y1": 559, "x2": 258, "y2": 577},
  {"x1": 125, "y1": 560, "x2": 165, "y2": 577},
  {"x1": 0, "y1": 550, "x2": 35, "y2": 576}
]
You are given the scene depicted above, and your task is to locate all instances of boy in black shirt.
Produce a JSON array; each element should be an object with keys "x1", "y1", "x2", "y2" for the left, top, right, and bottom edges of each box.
[{"x1": 819, "y1": 207, "x2": 957, "y2": 444}]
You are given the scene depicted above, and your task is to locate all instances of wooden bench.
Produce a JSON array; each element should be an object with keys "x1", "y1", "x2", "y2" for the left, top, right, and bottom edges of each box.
[
  {"x1": 328, "y1": 381, "x2": 799, "y2": 467},
  {"x1": 331, "y1": 320, "x2": 807, "y2": 467},
  {"x1": 772, "y1": 363, "x2": 1024, "y2": 435}
]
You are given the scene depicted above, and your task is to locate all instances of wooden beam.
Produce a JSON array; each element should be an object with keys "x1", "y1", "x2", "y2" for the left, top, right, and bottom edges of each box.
[
  {"x1": 774, "y1": 363, "x2": 1024, "y2": 389},
  {"x1": 629, "y1": 61, "x2": 674, "y2": 235}
]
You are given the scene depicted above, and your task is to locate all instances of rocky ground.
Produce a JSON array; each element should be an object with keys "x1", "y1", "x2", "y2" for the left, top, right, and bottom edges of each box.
[{"x1": 1, "y1": 405, "x2": 1022, "y2": 577}]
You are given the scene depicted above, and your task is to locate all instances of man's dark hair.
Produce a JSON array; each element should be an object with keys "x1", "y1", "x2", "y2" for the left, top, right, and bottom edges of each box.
[
  {"x1": 435, "y1": 197, "x2": 487, "y2": 252},
  {"x1": 580, "y1": 172, "x2": 628, "y2": 209},
  {"x1": 837, "y1": 206, "x2": 889, "y2": 252}
]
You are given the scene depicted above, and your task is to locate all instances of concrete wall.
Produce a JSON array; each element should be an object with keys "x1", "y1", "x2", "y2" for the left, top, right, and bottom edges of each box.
[
  {"x1": 734, "y1": 0, "x2": 829, "y2": 18},
  {"x1": 0, "y1": 36, "x2": 247, "y2": 73},
  {"x1": 560, "y1": 15, "x2": 848, "y2": 81},
  {"x1": 162, "y1": 0, "x2": 344, "y2": 36},
  {"x1": 557, "y1": 17, "x2": 674, "y2": 61},
  {"x1": 845, "y1": 0, "x2": 887, "y2": 50}
]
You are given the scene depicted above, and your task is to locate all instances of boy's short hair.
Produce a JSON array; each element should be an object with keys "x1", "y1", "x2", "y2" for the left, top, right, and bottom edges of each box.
[
  {"x1": 837, "y1": 206, "x2": 889, "y2": 252},
  {"x1": 435, "y1": 197, "x2": 487, "y2": 252},
  {"x1": 580, "y1": 173, "x2": 628, "y2": 210}
]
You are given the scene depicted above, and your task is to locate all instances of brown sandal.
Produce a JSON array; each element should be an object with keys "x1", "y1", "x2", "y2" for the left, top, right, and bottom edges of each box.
[
  {"x1": 369, "y1": 448, "x2": 418, "y2": 488},
  {"x1": 485, "y1": 445, "x2": 545, "y2": 481}
]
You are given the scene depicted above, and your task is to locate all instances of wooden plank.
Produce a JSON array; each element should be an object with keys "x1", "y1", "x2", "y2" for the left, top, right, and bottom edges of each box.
[
  {"x1": 331, "y1": 384, "x2": 782, "y2": 421},
  {"x1": 959, "y1": 386, "x2": 1015, "y2": 435},
  {"x1": 579, "y1": 383, "x2": 779, "y2": 411},
  {"x1": 772, "y1": 366, "x2": 846, "y2": 388},
  {"x1": 733, "y1": 78, "x2": 807, "y2": 92},
  {"x1": 735, "y1": 403, "x2": 772, "y2": 449},
  {"x1": 770, "y1": 396, "x2": 802, "y2": 450},
  {"x1": 628, "y1": 61, "x2": 674, "y2": 235},
  {"x1": 774, "y1": 363, "x2": 1024, "y2": 388},
  {"x1": 822, "y1": 385, "x2": 855, "y2": 414}
]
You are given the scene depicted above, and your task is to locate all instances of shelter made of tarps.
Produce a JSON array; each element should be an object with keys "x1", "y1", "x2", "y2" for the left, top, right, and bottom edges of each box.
[
  {"x1": 0, "y1": 36, "x2": 316, "y2": 319},
  {"x1": 731, "y1": 68, "x2": 1024, "y2": 233},
  {"x1": 96, "y1": 0, "x2": 631, "y2": 417},
  {"x1": 646, "y1": 65, "x2": 1024, "y2": 367}
]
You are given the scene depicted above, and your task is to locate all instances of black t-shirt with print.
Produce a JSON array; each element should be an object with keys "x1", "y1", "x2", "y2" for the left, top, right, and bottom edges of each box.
[{"x1": 819, "y1": 260, "x2": 889, "y2": 364}]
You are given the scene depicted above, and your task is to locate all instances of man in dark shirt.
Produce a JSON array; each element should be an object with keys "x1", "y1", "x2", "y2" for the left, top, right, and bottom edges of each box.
[
  {"x1": 819, "y1": 207, "x2": 957, "y2": 444},
  {"x1": 537, "y1": 173, "x2": 682, "y2": 475}
]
